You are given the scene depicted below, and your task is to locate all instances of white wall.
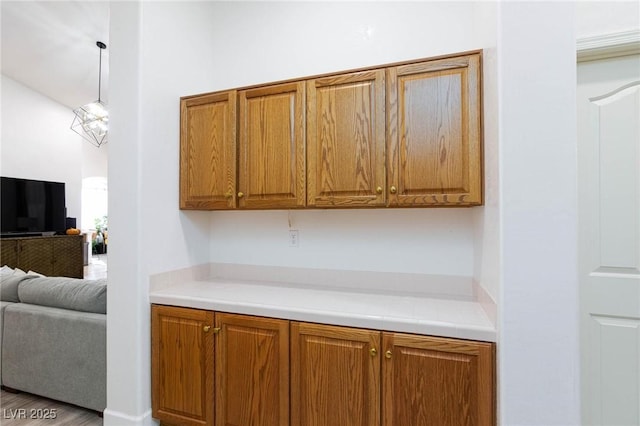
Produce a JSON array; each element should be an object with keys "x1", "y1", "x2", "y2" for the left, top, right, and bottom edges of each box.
[
  {"x1": 106, "y1": 1, "x2": 587, "y2": 425},
  {"x1": 81, "y1": 139, "x2": 108, "y2": 179},
  {"x1": 106, "y1": 3, "x2": 489, "y2": 424},
  {"x1": 211, "y1": 209, "x2": 474, "y2": 275},
  {"x1": 1, "y1": 74, "x2": 109, "y2": 229},
  {"x1": 498, "y1": 2, "x2": 579, "y2": 424},
  {"x1": 1, "y1": 75, "x2": 83, "y2": 221},
  {"x1": 576, "y1": 1, "x2": 639, "y2": 38},
  {"x1": 106, "y1": 2, "x2": 218, "y2": 424},
  {"x1": 207, "y1": 2, "x2": 485, "y2": 278},
  {"x1": 472, "y1": 2, "x2": 500, "y2": 308}
]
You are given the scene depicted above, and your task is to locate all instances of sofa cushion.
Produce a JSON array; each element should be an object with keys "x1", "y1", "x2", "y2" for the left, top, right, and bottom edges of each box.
[
  {"x1": 1, "y1": 303, "x2": 106, "y2": 411},
  {"x1": 0, "y1": 265, "x2": 14, "y2": 277},
  {"x1": 0, "y1": 300, "x2": 17, "y2": 385},
  {"x1": 18, "y1": 277, "x2": 107, "y2": 314},
  {"x1": 0, "y1": 274, "x2": 36, "y2": 302}
]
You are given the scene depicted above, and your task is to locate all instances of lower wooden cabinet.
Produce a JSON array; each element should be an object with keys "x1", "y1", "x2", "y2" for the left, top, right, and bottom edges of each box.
[
  {"x1": 382, "y1": 332, "x2": 495, "y2": 426},
  {"x1": 151, "y1": 305, "x2": 495, "y2": 426},
  {"x1": 290, "y1": 322, "x2": 380, "y2": 426},
  {"x1": 215, "y1": 313, "x2": 289, "y2": 426},
  {"x1": 151, "y1": 305, "x2": 214, "y2": 426},
  {"x1": 151, "y1": 306, "x2": 289, "y2": 426}
]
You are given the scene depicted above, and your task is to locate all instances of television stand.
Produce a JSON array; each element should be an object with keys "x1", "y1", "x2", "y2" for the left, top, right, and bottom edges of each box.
[
  {"x1": 0, "y1": 234, "x2": 84, "y2": 278},
  {"x1": 0, "y1": 232, "x2": 43, "y2": 239}
]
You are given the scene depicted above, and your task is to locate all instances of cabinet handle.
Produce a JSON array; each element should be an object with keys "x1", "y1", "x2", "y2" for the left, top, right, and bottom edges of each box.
[
  {"x1": 237, "y1": 192, "x2": 244, "y2": 198},
  {"x1": 203, "y1": 325, "x2": 211, "y2": 332},
  {"x1": 385, "y1": 350, "x2": 392, "y2": 359},
  {"x1": 376, "y1": 186, "x2": 382, "y2": 194},
  {"x1": 390, "y1": 186, "x2": 397, "y2": 194},
  {"x1": 225, "y1": 191, "x2": 233, "y2": 199},
  {"x1": 213, "y1": 327, "x2": 221, "y2": 334},
  {"x1": 370, "y1": 348, "x2": 377, "y2": 357}
]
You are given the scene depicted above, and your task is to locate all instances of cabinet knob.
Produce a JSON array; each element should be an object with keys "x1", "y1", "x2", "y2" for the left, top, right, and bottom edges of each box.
[
  {"x1": 389, "y1": 186, "x2": 397, "y2": 194},
  {"x1": 213, "y1": 327, "x2": 221, "y2": 334},
  {"x1": 203, "y1": 325, "x2": 211, "y2": 332},
  {"x1": 237, "y1": 192, "x2": 244, "y2": 198},
  {"x1": 385, "y1": 350, "x2": 392, "y2": 359},
  {"x1": 376, "y1": 186, "x2": 383, "y2": 194},
  {"x1": 225, "y1": 191, "x2": 233, "y2": 199},
  {"x1": 370, "y1": 348, "x2": 377, "y2": 357}
]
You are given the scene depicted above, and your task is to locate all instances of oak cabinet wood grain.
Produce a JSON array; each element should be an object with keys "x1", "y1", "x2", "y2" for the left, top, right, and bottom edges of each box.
[
  {"x1": 180, "y1": 91, "x2": 237, "y2": 210},
  {"x1": 179, "y1": 51, "x2": 483, "y2": 210},
  {"x1": 387, "y1": 53, "x2": 482, "y2": 206},
  {"x1": 290, "y1": 322, "x2": 381, "y2": 426},
  {"x1": 151, "y1": 304, "x2": 495, "y2": 426},
  {"x1": 382, "y1": 332, "x2": 495, "y2": 426},
  {"x1": 238, "y1": 82, "x2": 306, "y2": 209},
  {"x1": 307, "y1": 70, "x2": 386, "y2": 207},
  {"x1": 151, "y1": 305, "x2": 215, "y2": 426},
  {"x1": 215, "y1": 313, "x2": 289, "y2": 426}
]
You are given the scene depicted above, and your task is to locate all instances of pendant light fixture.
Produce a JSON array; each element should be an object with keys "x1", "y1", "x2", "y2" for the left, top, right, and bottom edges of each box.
[{"x1": 71, "y1": 41, "x2": 108, "y2": 147}]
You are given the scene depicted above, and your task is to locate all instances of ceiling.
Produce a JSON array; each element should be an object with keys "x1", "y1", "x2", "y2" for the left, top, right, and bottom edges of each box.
[{"x1": 1, "y1": 1, "x2": 110, "y2": 110}]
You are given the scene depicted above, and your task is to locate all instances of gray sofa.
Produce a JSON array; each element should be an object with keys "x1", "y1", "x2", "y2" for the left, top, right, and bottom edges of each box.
[{"x1": 0, "y1": 273, "x2": 106, "y2": 412}]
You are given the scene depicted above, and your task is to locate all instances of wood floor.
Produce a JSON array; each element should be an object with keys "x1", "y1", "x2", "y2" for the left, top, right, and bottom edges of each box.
[
  {"x1": 83, "y1": 254, "x2": 107, "y2": 280},
  {"x1": 0, "y1": 389, "x2": 102, "y2": 426}
]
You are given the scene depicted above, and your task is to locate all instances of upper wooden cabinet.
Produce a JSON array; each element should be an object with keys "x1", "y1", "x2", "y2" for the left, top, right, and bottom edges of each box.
[
  {"x1": 179, "y1": 50, "x2": 483, "y2": 210},
  {"x1": 307, "y1": 70, "x2": 386, "y2": 207},
  {"x1": 151, "y1": 305, "x2": 214, "y2": 426},
  {"x1": 180, "y1": 91, "x2": 237, "y2": 209},
  {"x1": 238, "y1": 82, "x2": 306, "y2": 209},
  {"x1": 387, "y1": 54, "x2": 482, "y2": 206}
]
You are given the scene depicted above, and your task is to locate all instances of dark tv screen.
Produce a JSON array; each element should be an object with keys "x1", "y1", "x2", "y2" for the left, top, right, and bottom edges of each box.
[{"x1": 1, "y1": 177, "x2": 66, "y2": 234}]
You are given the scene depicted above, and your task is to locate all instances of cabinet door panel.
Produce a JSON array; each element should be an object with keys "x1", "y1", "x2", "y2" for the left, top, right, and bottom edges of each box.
[
  {"x1": 239, "y1": 82, "x2": 305, "y2": 209},
  {"x1": 53, "y1": 236, "x2": 83, "y2": 278},
  {"x1": 291, "y1": 322, "x2": 380, "y2": 426},
  {"x1": 152, "y1": 305, "x2": 214, "y2": 426},
  {"x1": 387, "y1": 54, "x2": 482, "y2": 206},
  {"x1": 382, "y1": 332, "x2": 494, "y2": 426},
  {"x1": 307, "y1": 70, "x2": 386, "y2": 207},
  {"x1": 18, "y1": 239, "x2": 54, "y2": 276},
  {"x1": 180, "y1": 92, "x2": 237, "y2": 209},
  {"x1": 1, "y1": 240, "x2": 18, "y2": 268},
  {"x1": 215, "y1": 313, "x2": 289, "y2": 426}
]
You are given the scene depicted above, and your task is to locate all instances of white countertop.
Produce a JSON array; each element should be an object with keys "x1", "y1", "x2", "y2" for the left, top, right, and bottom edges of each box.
[{"x1": 149, "y1": 277, "x2": 496, "y2": 342}]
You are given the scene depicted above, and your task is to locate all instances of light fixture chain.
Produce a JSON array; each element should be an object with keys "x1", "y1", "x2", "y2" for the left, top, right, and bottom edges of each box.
[
  {"x1": 98, "y1": 45, "x2": 102, "y2": 102},
  {"x1": 71, "y1": 41, "x2": 109, "y2": 148}
]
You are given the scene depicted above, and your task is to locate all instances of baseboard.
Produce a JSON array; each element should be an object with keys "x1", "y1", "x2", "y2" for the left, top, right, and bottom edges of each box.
[{"x1": 103, "y1": 408, "x2": 155, "y2": 426}]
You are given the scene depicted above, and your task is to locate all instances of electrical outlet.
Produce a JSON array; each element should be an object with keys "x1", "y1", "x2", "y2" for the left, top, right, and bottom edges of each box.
[{"x1": 289, "y1": 229, "x2": 299, "y2": 247}]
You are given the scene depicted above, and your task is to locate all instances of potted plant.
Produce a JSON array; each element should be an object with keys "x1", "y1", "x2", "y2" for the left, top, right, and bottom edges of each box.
[{"x1": 93, "y1": 215, "x2": 108, "y2": 254}]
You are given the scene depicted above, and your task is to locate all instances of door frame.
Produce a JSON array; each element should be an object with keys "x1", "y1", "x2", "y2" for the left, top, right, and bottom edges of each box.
[
  {"x1": 577, "y1": 28, "x2": 640, "y2": 425},
  {"x1": 577, "y1": 29, "x2": 640, "y2": 63}
]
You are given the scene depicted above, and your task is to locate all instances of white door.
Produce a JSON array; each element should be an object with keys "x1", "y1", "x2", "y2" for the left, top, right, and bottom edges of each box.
[{"x1": 579, "y1": 52, "x2": 640, "y2": 425}]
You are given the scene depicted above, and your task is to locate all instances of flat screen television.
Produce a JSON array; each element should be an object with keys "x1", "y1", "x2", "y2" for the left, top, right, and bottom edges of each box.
[{"x1": 1, "y1": 176, "x2": 66, "y2": 236}]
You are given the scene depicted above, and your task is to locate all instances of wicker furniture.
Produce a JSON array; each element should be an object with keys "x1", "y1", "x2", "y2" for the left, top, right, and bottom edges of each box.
[{"x1": 0, "y1": 235, "x2": 83, "y2": 278}]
